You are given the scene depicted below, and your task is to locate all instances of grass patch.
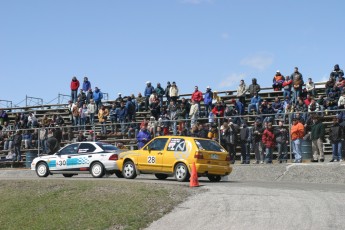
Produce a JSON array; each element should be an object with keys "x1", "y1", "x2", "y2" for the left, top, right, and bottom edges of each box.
[{"x1": 0, "y1": 180, "x2": 197, "y2": 230}]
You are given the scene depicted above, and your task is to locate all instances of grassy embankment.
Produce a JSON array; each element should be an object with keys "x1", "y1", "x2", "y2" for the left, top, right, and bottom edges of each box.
[{"x1": 0, "y1": 180, "x2": 196, "y2": 230}]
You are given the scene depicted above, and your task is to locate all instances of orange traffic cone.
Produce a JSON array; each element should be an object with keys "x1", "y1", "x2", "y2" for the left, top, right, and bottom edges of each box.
[{"x1": 190, "y1": 162, "x2": 199, "y2": 187}]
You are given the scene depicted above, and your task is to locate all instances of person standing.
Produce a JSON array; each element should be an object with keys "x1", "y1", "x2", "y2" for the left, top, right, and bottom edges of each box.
[
  {"x1": 137, "y1": 123, "x2": 151, "y2": 149},
  {"x1": 291, "y1": 67, "x2": 304, "y2": 104},
  {"x1": 274, "y1": 121, "x2": 289, "y2": 163},
  {"x1": 165, "y1": 81, "x2": 171, "y2": 105},
  {"x1": 155, "y1": 83, "x2": 165, "y2": 108},
  {"x1": 144, "y1": 81, "x2": 155, "y2": 111},
  {"x1": 239, "y1": 122, "x2": 251, "y2": 164},
  {"x1": 93, "y1": 87, "x2": 103, "y2": 113},
  {"x1": 82, "y1": 76, "x2": 91, "y2": 93},
  {"x1": 189, "y1": 99, "x2": 199, "y2": 128},
  {"x1": 13, "y1": 130, "x2": 22, "y2": 162},
  {"x1": 204, "y1": 86, "x2": 213, "y2": 118},
  {"x1": 169, "y1": 82, "x2": 179, "y2": 104},
  {"x1": 70, "y1": 76, "x2": 80, "y2": 103},
  {"x1": 247, "y1": 78, "x2": 261, "y2": 97},
  {"x1": 191, "y1": 86, "x2": 203, "y2": 115},
  {"x1": 310, "y1": 115, "x2": 325, "y2": 162},
  {"x1": 98, "y1": 105, "x2": 109, "y2": 135},
  {"x1": 329, "y1": 117, "x2": 344, "y2": 162},
  {"x1": 290, "y1": 117, "x2": 305, "y2": 163},
  {"x1": 262, "y1": 122, "x2": 275, "y2": 163},
  {"x1": 237, "y1": 80, "x2": 247, "y2": 108}
]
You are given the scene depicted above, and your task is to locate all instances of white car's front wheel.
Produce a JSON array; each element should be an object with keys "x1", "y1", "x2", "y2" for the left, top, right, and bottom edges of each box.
[
  {"x1": 36, "y1": 162, "x2": 49, "y2": 177},
  {"x1": 90, "y1": 162, "x2": 105, "y2": 178}
]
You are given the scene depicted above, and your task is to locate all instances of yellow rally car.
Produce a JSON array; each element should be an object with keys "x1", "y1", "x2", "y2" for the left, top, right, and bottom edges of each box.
[{"x1": 116, "y1": 136, "x2": 232, "y2": 182}]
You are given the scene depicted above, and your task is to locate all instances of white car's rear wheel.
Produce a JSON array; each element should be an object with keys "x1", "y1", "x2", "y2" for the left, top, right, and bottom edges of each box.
[
  {"x1": 122, "y1": 161, "x2": 137, "y2": 179},
  {"x1": 36, "y1": 162, "x2": 49, "y2": 177},
  {"x1": 90, "y1": 162, "x2": 105, "y2": 178}
]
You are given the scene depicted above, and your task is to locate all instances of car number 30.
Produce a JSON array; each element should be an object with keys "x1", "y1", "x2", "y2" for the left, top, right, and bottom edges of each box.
[
  {"x1": 57, "y1": 160, "x2": 67, "y2": 166},
  {"x1": 147, "y1": 156, "x2": 156, "y2": 164}
]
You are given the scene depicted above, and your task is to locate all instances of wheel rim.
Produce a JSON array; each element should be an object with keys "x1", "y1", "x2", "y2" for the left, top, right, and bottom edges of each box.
[
  {"x1": 37, "y1": 164, "x2": 47, "y2": 176},
  {"x1": 123, "y1": 163, "x2": 134, "y2": 177},
  {"x1": 92, "y1": 163, "x2": 102, "y2": 177},
  {"x1": 175, "y1": 164, "x2": 187, "y2": 180}
]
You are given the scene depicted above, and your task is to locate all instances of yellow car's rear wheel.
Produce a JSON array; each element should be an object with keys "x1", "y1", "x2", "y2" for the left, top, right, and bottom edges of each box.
[{"x1": 174, "y1": 163, "x2": 190, "y2": 182}]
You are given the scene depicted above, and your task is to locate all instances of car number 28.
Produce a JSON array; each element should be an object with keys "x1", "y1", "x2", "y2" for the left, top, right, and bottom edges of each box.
[{"x1": 147, "y1": 156, "x2": 156, "y2": 164}]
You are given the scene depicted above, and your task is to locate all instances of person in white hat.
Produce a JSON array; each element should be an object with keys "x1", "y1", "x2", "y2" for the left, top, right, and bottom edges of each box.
[{"x1": 272, "y1": 70, "x2": 285, "y2": 91}]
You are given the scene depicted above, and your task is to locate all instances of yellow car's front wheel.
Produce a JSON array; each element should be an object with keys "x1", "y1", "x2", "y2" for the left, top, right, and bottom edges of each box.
[{"x1": 122, "y1": 161, "x2": 137, "y2": 179}]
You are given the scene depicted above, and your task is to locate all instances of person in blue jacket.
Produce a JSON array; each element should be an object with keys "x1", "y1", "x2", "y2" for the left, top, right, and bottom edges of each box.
[
  {"x1": 93, "y1": 87, "x2": 103, "y2": 113},
  {"x1": 137, "y1": 123, "x2": 151, "y2": 149}
]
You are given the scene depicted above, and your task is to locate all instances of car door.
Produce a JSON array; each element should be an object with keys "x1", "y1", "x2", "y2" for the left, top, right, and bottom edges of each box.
[
  {"x1": 138, "y1": 138, "x2": 168, "y2": 172},
  {"x1": 164, "y1": 138, "x2": 192, "y2": 173},
  {"x1": 56, "y1": 143, "x2": 79, "y2": 171},
  {"x1": 76, "y1": 143, "x2": 97, "y2": 170}
]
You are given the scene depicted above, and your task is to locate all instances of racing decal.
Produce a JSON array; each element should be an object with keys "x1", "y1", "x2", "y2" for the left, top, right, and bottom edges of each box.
[
  {"x1": 169, "y1": 139, "x2": 192, "y2": 160},
  {"x1": 147, "y1": 156, "x2": 156, "y2": 164},
  {"x1": 48, "y1": 160, "x2": 56, "y2": 168}
]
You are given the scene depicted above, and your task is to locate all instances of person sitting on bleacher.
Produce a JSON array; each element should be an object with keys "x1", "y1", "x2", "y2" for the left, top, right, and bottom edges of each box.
[
  {"x1": 335, "y1": 75, "x2": 345, "y2": 93},
  {"x1": 247, "y1": 92, "x2": 262, "y2": 115},
  {"x1": 295, "y1": 98, "x2": 308, "y2": 122},
  {"x1": 305, "y1": 78, "x2": 316, "y2": 97},
  {"x1": 272, "y1": 70, "x2": 285, "y2": 91},
  {"x1": 212, "y1": 101, "x2": 225, "y2": 121},
  {"x1": 272, "y1": 97, "x2": 283, "y2": 124},
  {"x1": 330, "y1": 64, "x2": 344, "y2": 81},
  {"x1": 325, "y1": 76, "x2": 336, "y2": 97},
  {"x1": 324, "y1": 92, "x2": 338, "y2": 114}
]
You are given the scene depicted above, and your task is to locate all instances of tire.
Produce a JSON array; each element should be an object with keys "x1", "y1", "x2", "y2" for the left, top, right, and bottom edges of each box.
[
  {"x1": 207, "y1": 175, "x2": 221, "y2": 182},
  {"x1": 36, "y1": 162, "x2": 49, "y2": 177},
  {"x1": 63, "y1": 174, "x2": 74, "y2": 178},
  {"x1": 155, "y1": 173, "x2": 168, "y2": 180},
  {"x1": 90, "y1": 162, "x2": 105, "y2": 178},
  {"x1": 114, "y1": 170, "x2": 124, "y2": 178},
  {"x1": 174, "y1": 163, "x2": 190, "y2": 182},
  {"x1": 122, "y1": 161, "x2": 137, "y2": 179}
]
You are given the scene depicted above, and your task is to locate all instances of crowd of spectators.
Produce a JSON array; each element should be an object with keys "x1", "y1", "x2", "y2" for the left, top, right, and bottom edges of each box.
[{"x1": 1, "y1": 65, "x2": 345, "y2": 163}]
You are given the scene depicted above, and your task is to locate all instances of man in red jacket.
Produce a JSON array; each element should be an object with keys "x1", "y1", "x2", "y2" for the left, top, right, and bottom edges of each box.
[
  {"x1": 70, "y1": 76, "x2": 80, "y2": 103},
  {"x1": 262, "y1": 122, "x2": 275, "y2": 164},
  {"x1": 191, "y1": 86, "x2": 203, "y2": 116}
]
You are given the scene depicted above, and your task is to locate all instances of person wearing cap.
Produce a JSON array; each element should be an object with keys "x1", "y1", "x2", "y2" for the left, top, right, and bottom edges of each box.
[
  {"x1": 272, "y1": 70, "x2": 285, "y2": 91},
  {"x1": 330, "y1": 64, "x2": 344, "y2": 81},
  {"x1": 247, "y1": 78, "x2": 261, "y2": 97},
  {"x1": 290, "y1": 117, "x2": 304, "y2": 163},
  {"x1": 305, "y1": 77, "x2": 316, "y2": 97},
  {"x1": 155, "y1": 83, "x2": 165, "y2": 107},
  {"x1": 169, "y1": 82, "x2": 179, "y2": 104},
  {"x1": 165, "y1": 81, "x2": 172, "y2": 104},
  {"x1": 329, "y1": 117, "x2": 344, "y2": 162},
  {"x1": 310, "y1": 115, "x2": 325, "y2": 162},
  {"x1": 144, "y1": 81, "x2": 155, "y2": 111},
  {"x1": 70, "y1": 76, "x2": 80, "y2": 103},
  {"x1": 290, "y1": 67, "x2": 304, "y2": 104},
  {"x1": 82, "y1": 76, "x2": 91, "y2": 93},
  {"x1": 204, "y1": 86, "x2": 213, "y2": 118}
]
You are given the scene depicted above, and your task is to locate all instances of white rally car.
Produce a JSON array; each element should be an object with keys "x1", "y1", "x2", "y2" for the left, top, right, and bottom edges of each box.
[{"x1": 31, "y1": 142, "x2": 124, "y2": 178}]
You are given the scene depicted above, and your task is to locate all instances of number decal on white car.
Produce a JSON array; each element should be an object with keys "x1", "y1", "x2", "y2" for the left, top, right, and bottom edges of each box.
[
  {"x1": 57, "y1": 160, "x2": 67, "y2": 166},
  {"x1": 148, "y1": 156, "x2": 156, "y2": 164}
]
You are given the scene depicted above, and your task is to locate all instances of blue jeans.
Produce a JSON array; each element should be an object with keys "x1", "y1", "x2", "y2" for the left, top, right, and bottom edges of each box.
[
  {"x1": 265, "y1": 147, "x2": 273, "y2": 163},
  {"x1": 101, "y1": 122, "x2": 107, "y2": 134},
  {"x1": 248, "y1": 103, "x2": 259, "y2": 114},
  {"x1": 283, "y1": 90, "x2": 291, "y2": 99},
  {"x1": 14, "y1": 146, "x2": 21, "y2": 161},
  {"x1": 71, "y1": 90, "x2": 78, "y2": 103},
  {"x1": 89, "y1": 113, "x2": 95, "y2": 125},
  {"x1": 277, "y1": 142, "x2": 288, "y2": 160},
  {"x1": 292, "y1": 89, "x2": 301, "y2": 103},
  {"x1": 332, "y1": 141, "x2": 342, "y2": 160},
  {"x1": 240, "y1": 142, "x2": 250, "y2": 163},
  {"x1": 292, "y1": 139, "x2": 302, "y2": 161}
]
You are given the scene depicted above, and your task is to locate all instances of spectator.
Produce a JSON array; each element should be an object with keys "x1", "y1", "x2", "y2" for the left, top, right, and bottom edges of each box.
[
  {"x1": 165, "y1": 81, "x2": 171, "y2": 105},
  {"x1": 338, "y1": 91, "x2": 345, "y2": 108},
  {"x1": 272, "y1": 97, "x2": 283, "y2": 124},
  {"x1": 304, "y1": 94, "x2": 312, "y2": 107},
  {"x1": 177, "y1": 103, "x2": 187, "y2": 134},
  {"x1": 72, "y1": 103, "x2": 80, "y2": 130},
  {"x1": 87, "y1": 130, "x2": 95, "y2": 141},
  {"x1": 247, "y1": 78, "x2": 261, "y2": 97},
  {"x1": 272, "y1": 70, "x2": 285, "y2": 91},
  {"x1": 13, "y1": 130, "x2": 22, "y2": 162},
  {"x1": 291, "y1": 67, "x2": 304, "y2": 104},
  {"x1": 115, "y1": 93, "x2": 123, "y2": 107},
  {"x1": 39, "y1": 126, "x2": 48, "y2": 154},
  {"x1": 204, "y1": 86, "x2": 213, "y2": 117},
  {"x1": 295, "y1": 98, "x2": 308, "y2": 122},
  {"x1": 86, "y1": 88, "x2": 93, "y2": 104},
  {"x1": 153, "y1": 83, "x2": 164, "y2": 107},
  {"x1": 144, "y1": 81, "x2": 155, "y2": 111},
  {"x1": 117, "y1": 101, "x2": 127, "y2": 136},
  {"x1": 98, "y1": 105, "x2": 109, "y2": 135},
  {"x1": 335, "y1": 75, "x2": 345, "y2": 92},
  {"x1": 247, "y1": 92, "x2": 262, "y2": 115},
  {"x1": 136, "y1": 92, "x2": 145, "y2": 112},
  {"x1": 290, "y1": 117, "x2": 304, "y2": 163},
  {"x1": 158, "y1": 113, "x2": 170, "y2": 136},
  {"x1": 53, "y1": 127, "x2": 63, "y2": 147},
  {"x1": 189, "y1": 99, "x2": 199, "y2": 128},
  {"x1": 262, "y1": 122, "x2": 275, "y2": 163},
  {"x1": 305, "y1": 77, "x2": 316, "y2": 97},
  {"x1": 221, "y1": 119, "x2": 239, "y2": 164},
  {"x1": 127, "y1": 118, "x2": 139, "y2": 138},
  {"x1": 27, "y1": 113, "x2": 38, "y2": 128},
  {"x1": 236, "y1": 80, "x2": 247, "y2": 108},
  {"x1": 147, "y1": 116, "x2": 157, "y2": 136},
  {"x1": 282, "y1": 76, "x2": 292, "y2": 99},
  {"x1": 169, "y1": 82, "x2": 179, "y2": 104},
  {"x1": 167, "y1": 100, "x2": 178, "y2": 135},
  {"x1": 70, "y1": 76, "x2": 80, "y2": 103},
  {"x1": 109, "y1": 104, "x2": 118, "y2": 134},
  {"x1": 93, "y1": 87, "x2": 103, "y2": 113},
  {"x1": 149, "y1": 98, "x2": 161, "y2": 121},
  {"x1": 0, "y1": 110, "x2": 9, "y2": 125},
  {"x1": 77, "y1": 89, "x2": 86, "y2": 105},
  {"x1": 198, "y1": 123, "x2": 209, "y2": 138},
  {"x1": 330, "y1": 64, "x2": 344, "y2": 81},
  {"x1": 79, "y1": 104, "x2": 88, "y2": 130},
  {"x1": 87, "y1": 99, "x2": 96, "y2": 125},
  {"x1": 56, "y1": 115, "x2": 64, "y2": 126},
  {"x1": 82, "y1": 76, "x2": 91, "y2": 93},
  {"x1": 77, "y1": 131, "x2": 86, "y2": 142},
  {"x1": 325, "y1": 76, "x2": 336, "y2": 97},
  {"x1": 189, "y1": 124, "x2": 199, "y2": 137},
  {"x1": 181, "y1": 97, "x2": 191, "y2": 128},
  {"x1": 149, "y1": 90, "x2": 158, "y2": 106},
  {"x1": 308, "y1": 99, "x2": 320, "y2": 113},
  {"x1": 274, "y1": 121, "x2": 289, "y2": 163},
  {"x1": 239, "y1": 122, "x2": 251, "y2": 164},
  {"x1": 191, "y1": 86, "x2": 203, "y2": 114},
  {"x1": 137, "y1": 123, "x2": 151, "y2": 149},
  {"x1": 310, "y1": 115, "x2": 325, "y2": 163},
  {"x1": 126, "y1": 96, "x2": 136, "y2": 122},
  {"x1": 329, "y1": 117, "x2": 344, "y2": 162},
  {"x1": 212, "y1": 101, "x2": 225, "y2": 120},
  {"x1": 207, "y1": 124, "x2": 218, "y2": 141}
]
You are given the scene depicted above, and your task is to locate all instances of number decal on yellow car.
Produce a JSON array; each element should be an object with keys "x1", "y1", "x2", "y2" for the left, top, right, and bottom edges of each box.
[{"x1": 148, "y1": 156, "x2": 156, "y2": 164}]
